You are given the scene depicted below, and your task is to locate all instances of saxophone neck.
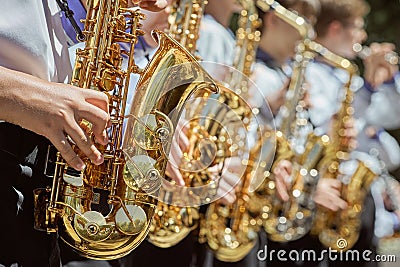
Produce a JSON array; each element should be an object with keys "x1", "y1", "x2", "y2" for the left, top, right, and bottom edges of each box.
[
  {"x1": 279, "y1": 40, "x2": 315, "y2": 138},
  {"x1": 232, "y1": 0, "x2": 261, "y2": 78},
  {"x1": 309, "y1": 41, "x2": 358, "y2": 158},
  {"x1": 309, "y1": 41, "x2": 358, "y2": 74}
]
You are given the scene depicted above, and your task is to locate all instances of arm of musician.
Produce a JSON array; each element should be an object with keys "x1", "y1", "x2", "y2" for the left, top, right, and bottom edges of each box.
[
  {"x1": 306, "y1": 70, "x2": 341, "y2": 133},
  {"x1": 372, "y1": 178, "x2": 400, "y2": 238},
  {"x1": 313, "y1": 178, "x2": 348, "y2": 211},
  {"x1": 384, "y1": 174, "x2": 400, "y2": 211},
  {"x1": 272, "y1": 159, "x2": 293, "y2": 202},
  {"x1": 357, "y1": 126, "x2": 400, "y2": 171},
  {"x1": 251, "y1": 62, "x2": 291, "y2": 118},
  {"x1": 381, "y1": 175, "x2": 400, "y2": 229},
  {"x1": 0, "y1": 66, "x2": 110, "y2": 171},
  {"x1": 215, "y1": 170, "x2": 239, "y2": 205}
]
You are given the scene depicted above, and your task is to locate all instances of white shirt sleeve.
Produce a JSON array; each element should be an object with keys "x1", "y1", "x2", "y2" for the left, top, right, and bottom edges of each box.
[
  {"x1": 365, "y1": 73, "x2": 400, "y2": 129},
  {"x1": 196, "y1": 15, "x2": 236, "y2": 65}
]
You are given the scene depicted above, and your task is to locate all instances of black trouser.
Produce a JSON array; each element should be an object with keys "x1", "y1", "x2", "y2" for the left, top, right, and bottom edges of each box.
[
  {"x1": 264, "y1": 233, "x2": 322, "y2": 267},
  {"x1": 119, "y1": 233, "x2": 197, "y2": 267},
  {"x1": 0, "y1": 123, "x2": 60, "y2": 267}
]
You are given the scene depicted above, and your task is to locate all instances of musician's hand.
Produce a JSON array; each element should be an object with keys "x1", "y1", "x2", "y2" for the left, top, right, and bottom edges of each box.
[
  {"x1": 273, "y1": 160, "x2": 293, "y2": 201},
  {"x1": 208, "y1": 157, "x2": 244, "y2": 205},
  {"x1": 313, "y1": 178, "x2": 348, "y2": 211},
  {"x1": 327, "y1": 116, "x2": 357, "y2": 150},
  {"x1": 0, "y1": 67, "x2": 110, "y2": 171},
  {"x1": 130, "y1": 0, "x2": 168, "y2": 11},
  {"x1": 344, "y1": 117, "x2": 358, "y2": 150},
  {"x1": 363, "y1": 42, "x2": 399, "y2": 88},
  {"x1": 165, "y1": 120, "x2": 190, "y2": 186}
]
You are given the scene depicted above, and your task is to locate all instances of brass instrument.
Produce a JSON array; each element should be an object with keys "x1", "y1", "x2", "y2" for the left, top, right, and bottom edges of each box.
[
  {"x1": 310, "y1": 42, "x2": 377, "y2": 250},
  {"x1": 247, "y1": 0, "x2": 328, "y2": 242},
  {"x1": 262, "y1": 41, "x2": 332, "y2": 242},
  {"x1": 168, "y1": 0, "x2": 207, "y2": 55},
  {"x1": 147, "y1": 0, "x2": 209, "y2": 248},
  {"x1": 33, "y1": 0, "x2": 218, "y2": 260},
  {"x1": 204, "y1": 0, "x2": 267, "y2": 262}
]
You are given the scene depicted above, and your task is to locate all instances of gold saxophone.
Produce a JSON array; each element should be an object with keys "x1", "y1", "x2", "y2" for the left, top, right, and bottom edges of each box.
[
  {"x1": 246, "y1": 0, "x2": 328, "y2": 243},
  {"x1": 147, "y1": 0, "x2": 210, "y2": 248},
  {"x1": 309, "y1": 42, "x2": 377, "y2": 250},
  {"x1": 203, "y1": 0, "x2": 267, "y2": 262},
  {"x1": 261, "y1": 41, "x2": 331, "y2": 242},
  {"x1": 33, "y1": 0, "x2": 218, "y2": 260}
]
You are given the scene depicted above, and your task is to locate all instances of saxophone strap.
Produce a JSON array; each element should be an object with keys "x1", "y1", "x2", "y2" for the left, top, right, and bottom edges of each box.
[{"x1": 56, "y1": 0, "x2": 85, "y2": 41}]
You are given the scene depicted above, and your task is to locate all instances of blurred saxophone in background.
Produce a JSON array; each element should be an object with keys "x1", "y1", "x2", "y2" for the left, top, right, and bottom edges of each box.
[
  {"x1": 147, "y1": 0, "x2": 211, "y2": 248},
  {"x1": 261, "y1": 41, "x2": 330, "y2": 242},
  {"x1": 309, "y1": 42, "x2": 377, "y2": 250},
  {"x1": 247, "y1": 0, "x2": 328, "y2": 243},
  {"x1": 33, "y1": 0, "x2": 218, "y2": 259},
  {"x1": 203, "y1": 0, "x2": 269, "y2": 262}
]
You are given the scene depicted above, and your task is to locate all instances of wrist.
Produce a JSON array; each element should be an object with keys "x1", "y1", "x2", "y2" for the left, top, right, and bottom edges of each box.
[{"x1": 363, "y1": 80, "x2": 376, "y2": 94}]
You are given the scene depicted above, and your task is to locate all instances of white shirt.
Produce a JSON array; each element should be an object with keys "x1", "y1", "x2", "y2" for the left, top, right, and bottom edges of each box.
[
  {"x1": 252, "y1": 61, "x2": 288, "y2": 100},
  {"x1": 0, "y1": 0, "x2": 71, "y2": 83},
  {"x1": 365, "y1": 73, "x2": 400, "y2": 129},
  {"x1": 197, "y1": 14, "x2": 236, "y2": 65}
]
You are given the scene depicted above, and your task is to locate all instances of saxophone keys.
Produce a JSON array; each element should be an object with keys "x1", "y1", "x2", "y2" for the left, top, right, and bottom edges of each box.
[
  {"x1": 123, "y1": 155, "x2": 161, "y2": 193},
  {"x1": 73, "y1": 211, "x2": 113, "y2": 242},
  {"x1": 115, "y1": 204, "x2": 147, "y2": 235},
  {"x1": 131, "y1": 113, "x2": 172, "y2": 151}
]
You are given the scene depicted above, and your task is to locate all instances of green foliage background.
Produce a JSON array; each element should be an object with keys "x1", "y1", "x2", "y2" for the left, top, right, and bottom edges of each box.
[{"x1": 365, "y1": 0, "x2": 400, "y2": 48}]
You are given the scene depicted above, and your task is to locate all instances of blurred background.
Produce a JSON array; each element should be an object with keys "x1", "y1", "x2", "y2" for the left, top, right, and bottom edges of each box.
[
  {"x1": 366, "y1": 0, "x2": 400, "y2": 48},
  {"x1": 367, "y1": 0, "x2": 400, "y2": 180},
  {"x1": 352, "y1": 0, "x2": 400, "y2": 265}
]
